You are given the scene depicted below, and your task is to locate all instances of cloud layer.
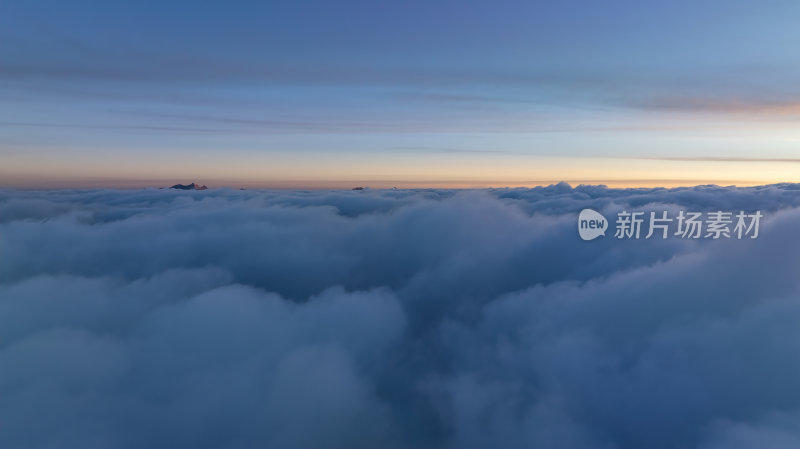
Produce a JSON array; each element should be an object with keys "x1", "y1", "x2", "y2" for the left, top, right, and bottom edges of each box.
[{"x1": 2, "y1": 184, "x2": 800, "y2": 448}]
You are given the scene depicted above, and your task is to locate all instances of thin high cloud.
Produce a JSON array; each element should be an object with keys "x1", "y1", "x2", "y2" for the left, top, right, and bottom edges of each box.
[
  {"x1": 635, "y1": 156, "x2": 800, "y2": 163},
  {"x1": 7, "y1": 61, "x2": 799, "y2": 118},
  {"x1": 629, "y1": 96, "x2": 800, "y2": 117},
  {"x1": 3, "y1": 184, "x2": 800, "y2": 448}
]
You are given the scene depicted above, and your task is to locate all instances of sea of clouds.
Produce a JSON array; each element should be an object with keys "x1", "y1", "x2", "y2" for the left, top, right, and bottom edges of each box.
[{"x1": 3, "y1": 183, "x2": 800, "y2": 449}]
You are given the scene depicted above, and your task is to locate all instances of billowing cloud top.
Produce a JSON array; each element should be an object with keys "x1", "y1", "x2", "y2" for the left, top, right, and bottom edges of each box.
[{"x1": 2, "y1": 184, "x2": 800, "y2": 448}]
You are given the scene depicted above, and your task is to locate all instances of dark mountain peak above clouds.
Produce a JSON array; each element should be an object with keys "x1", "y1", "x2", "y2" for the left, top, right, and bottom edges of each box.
[{"x1": 169, "y1": 183, "x2": 208, "y2": 190}]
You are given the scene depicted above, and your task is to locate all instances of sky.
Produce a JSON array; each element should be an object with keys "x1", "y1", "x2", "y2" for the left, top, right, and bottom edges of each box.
[{"x1": 2, "y1": 0, "x2": 800, "y2": 188}]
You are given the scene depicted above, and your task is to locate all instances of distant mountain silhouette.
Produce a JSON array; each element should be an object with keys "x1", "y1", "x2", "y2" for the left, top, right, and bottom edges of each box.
[{"x1": 169, "y1": 183, "x2": 208, "y2": 190}]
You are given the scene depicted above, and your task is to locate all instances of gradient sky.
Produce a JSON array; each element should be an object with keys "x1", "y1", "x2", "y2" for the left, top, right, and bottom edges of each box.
[{"x1": 2, "y1": 0, "x2": 800, "y2": 188}]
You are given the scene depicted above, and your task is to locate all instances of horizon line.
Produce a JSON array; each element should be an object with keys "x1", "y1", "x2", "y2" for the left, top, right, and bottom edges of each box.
[{"x1": 0, "y1": 178, "x2": 792, "y2": 190}]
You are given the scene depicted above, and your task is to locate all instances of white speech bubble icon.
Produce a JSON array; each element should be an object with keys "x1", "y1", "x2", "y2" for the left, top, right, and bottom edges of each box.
[{"x1": 578, "y1": 209, "x2": 608, "y2": 240}]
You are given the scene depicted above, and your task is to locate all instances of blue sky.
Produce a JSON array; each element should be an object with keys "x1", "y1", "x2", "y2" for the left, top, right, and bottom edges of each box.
[{"x1": 2, "y1": 0, "x2": 800, "y2": 187}]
